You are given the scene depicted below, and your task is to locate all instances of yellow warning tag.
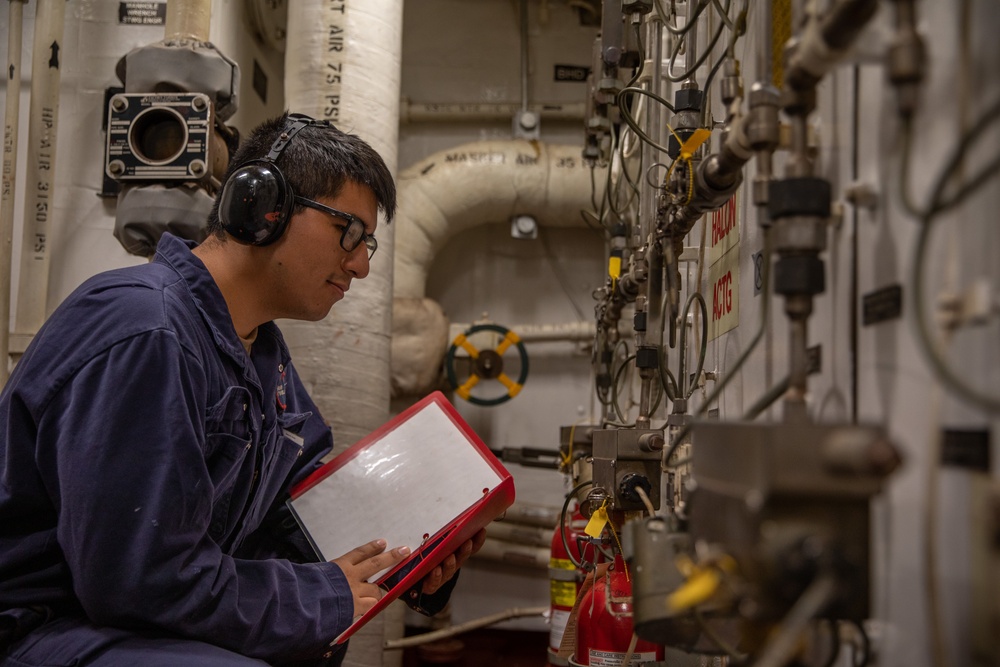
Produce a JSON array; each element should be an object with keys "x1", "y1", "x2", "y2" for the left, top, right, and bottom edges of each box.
[
  {"x1": 584, "y1": 503, "x2": 609, "y2": 538},
  {"x1": 679, "y1": 128, "x2": 712, "y2": 160},
  {"x1": 608, "y1": 255, "x2": 621, "y2": 279}
]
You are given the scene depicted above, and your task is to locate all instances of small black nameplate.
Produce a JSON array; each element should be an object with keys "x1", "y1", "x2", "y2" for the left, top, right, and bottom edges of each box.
[
  {"x1": 941, "y1": 428, "x2": 990, "y2": 472},
  {"x1": 119, "y1": 2, "x2": 166, "y2": 25},
  {"x1": 806, "y1": 344, "x2": 822, "y2": 375},
  {"x1": 862, "y1": 284, "x2": 903, "y2": 326},
  {"x1": 554, "y1": 65, "x2": 590, "y2": 82}
]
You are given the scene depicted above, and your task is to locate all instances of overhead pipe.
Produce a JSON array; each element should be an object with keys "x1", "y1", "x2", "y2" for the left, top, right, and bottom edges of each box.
[
  {"x1": 0, "y1": 0, "x2": 27, "y2": 383},
  {"x1": 14, "y1": 0, "x2": 67, "y2": 347},
  {"x1": 391, "y1": 140, "x2": 601, "y2": 396},
  {"x1": 394, "y1": 141, "x2": 598, "y2": 300}
]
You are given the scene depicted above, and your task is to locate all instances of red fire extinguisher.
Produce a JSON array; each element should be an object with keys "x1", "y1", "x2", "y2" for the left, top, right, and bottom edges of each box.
[
  {"x1": 570, "y1": 555, "x2": 664, "y2": 666},
  {"x1": 548, "y1": 502, "x2": 591, "y2": 665}
]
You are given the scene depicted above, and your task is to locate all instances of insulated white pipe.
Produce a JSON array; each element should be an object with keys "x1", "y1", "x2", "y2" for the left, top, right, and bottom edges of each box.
[
  {"x1": 390, "y1": 141, "x2": 600, "y2": 395},
  {"x1": 0, "y1": 0, "x2": 27, "y2": 384},
  {"x1": 283, "y1": 0, "x2": 401, "y2": 449},
  {"x1": 283, "y1": 3, "x2": 403, "y2": 666},
  {"x1": 14, "y1": 0, "x2": 66, "y2": 341},
  {"x1": 165, "y1": 0, "x2": 211, "y2": 42},
  {"x1": 394, "y1": 141, "x2": 599, "y2": 300}
]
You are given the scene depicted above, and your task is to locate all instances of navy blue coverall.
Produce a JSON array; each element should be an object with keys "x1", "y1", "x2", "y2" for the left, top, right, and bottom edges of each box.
[{"x1": 0, "y1": 234, "x2": 451, "y2": 666}]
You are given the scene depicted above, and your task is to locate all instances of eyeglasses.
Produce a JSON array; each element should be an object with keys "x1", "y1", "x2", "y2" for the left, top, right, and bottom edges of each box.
[{"x1": 293, "y1": 196, "x2": 378, "y2": 260}]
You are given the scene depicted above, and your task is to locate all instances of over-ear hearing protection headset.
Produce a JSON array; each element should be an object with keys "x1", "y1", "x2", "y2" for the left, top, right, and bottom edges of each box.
[{"x1": 218, "y1": 113, "x2": 327, "y2": 246}]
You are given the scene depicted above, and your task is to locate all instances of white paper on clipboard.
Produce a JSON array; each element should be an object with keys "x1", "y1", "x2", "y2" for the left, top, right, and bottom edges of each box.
[{"x1": 288, "y1": 399, "x2": 504, "y2": 581}]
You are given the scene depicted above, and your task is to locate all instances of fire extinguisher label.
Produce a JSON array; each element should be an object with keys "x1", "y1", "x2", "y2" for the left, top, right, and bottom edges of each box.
[
  {"x1": 549, "y1": 557, "x2": 576, "y2": 571},
  {"x1": 548, "y1": 608, "x2": 571, "y2": 650},
  {"x1": 550, "y1": 579, "x2": 577, "y2": 607},
  {"x1": 589, "y1": 650, "x2": 658, "y2": 666}
]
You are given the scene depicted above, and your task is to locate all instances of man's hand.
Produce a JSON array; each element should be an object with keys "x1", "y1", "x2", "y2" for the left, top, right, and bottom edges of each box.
[
  {"x1": 420, "y1": 528, "x2": 487, "y2": 595},
  {"x1": 332, "y1": 539, "x2": 411, "y2": 617}
]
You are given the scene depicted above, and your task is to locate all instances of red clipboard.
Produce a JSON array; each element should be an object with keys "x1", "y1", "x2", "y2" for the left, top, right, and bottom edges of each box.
[{"x1": 287, "y1": 391, "x2": 515, "y2": 644}]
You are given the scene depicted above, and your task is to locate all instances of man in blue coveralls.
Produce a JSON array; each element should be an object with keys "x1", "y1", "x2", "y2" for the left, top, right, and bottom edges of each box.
[{"x1": 0, "y1": 112, "x2": 485, "y2": 666}]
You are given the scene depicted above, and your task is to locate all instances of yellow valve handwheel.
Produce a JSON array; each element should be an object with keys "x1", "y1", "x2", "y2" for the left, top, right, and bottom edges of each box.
[{"x1": 445, "y1": 324, "x2": 529, "y2": 406}]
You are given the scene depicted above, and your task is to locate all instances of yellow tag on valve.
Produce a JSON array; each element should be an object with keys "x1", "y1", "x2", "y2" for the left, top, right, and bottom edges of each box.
[
  {"x1": 679, "y1": 128, "x2": 712, "y2": 160},
  {"x1": 584, "y1": 500, "x2": 609, "y2": 538},
  {"x1": 608, "y1": 255, "x2": 622, "y2": 280}
]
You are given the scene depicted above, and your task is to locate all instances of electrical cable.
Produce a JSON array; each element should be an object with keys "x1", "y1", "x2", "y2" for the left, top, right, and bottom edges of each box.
[
  {"x1": 661, "y1": 0, "x2": 711, "y2": 37},
  {"x1": 609, "y1": 352, "x2": 665, "y2": 426},
  {"x1": 665, "y1": 0, "x2": 728, "y2": 83},
  {"x1": 611, "y1": 353, "x2": 638, "y2": 423},
  {"x1": 677, "y1": 291, "x2": 709, "y2": 398},
  {"x1": 711, "y1": 0, "x2": 736, "y2": 30},
  {"x1": 910, "y1": 95, "x2": 1000, "y2": 414},
  {"x1": 662, "y1": 227, "x2": 773, "y2": 464},
  {"x1": 619, "y1": 87, "x2": 677, "y2": 150},
  {"x1": 634, "y1": 485, "x2": 656, "y2": 516},
  {"x1": 560, "y1": 479, "x2": 594, "y2": 569}
]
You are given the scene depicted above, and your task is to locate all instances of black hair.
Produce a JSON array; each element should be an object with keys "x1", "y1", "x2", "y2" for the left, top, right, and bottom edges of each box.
[{"x1": 205, "y1": 111, "x2": 396, "y2": 238}]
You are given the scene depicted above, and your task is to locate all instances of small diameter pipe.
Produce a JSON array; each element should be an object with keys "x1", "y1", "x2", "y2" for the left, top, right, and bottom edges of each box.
[
  {"x1": 486, "y1": 522, "x2": 553, "y2": 548},
  {"x1": 165, "y1": 0, "x2": 211, "y2": 42},
  {"x1": 449, "y1": 321, "x2": 596, "y2": 344},
  {"x1": 473, "y1": 539, "x2": 549, "y2": 569},
  {"x1": 497, "y1": 502, "x2": 560, "y2": 528},
  {"x1": 383, "y1": 607, "x2": 548, "y2": 649},
  {"x1": 742, "y1": 375, "x2": 791, "y2": 421},
  {"x1": 788, "y1": 312, "x2": 809, "y2": 403},
  {"x1": 752, "y1": 575, "x2": 837, "y2": 667},
  {"x1": 0, "y1": 0, "x2": 27, "y2": 384},
  {"x1": 15, "y1": 0, "x2": 66, "y2": 340}
]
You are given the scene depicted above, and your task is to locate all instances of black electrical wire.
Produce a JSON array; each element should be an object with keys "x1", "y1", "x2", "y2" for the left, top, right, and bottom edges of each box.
[
  {"x1": 661, "y1": 0, "x2": 712, "y2": 36},
  {"x1": 611, "y1": 353, "x2": 638, "y2": 424},
  {"x1": 559, "y1": 479, "x2": 594, "y2": 569},
  {"x1": 711, "y1": 0, "x2": 736, "y2": 30},
  {"x1": 617, "y1": 86, "x2": 676, "y2": 155},
  {"x1": 677, "y1": 291, "x2": 709, "y2": 399},
  {"x1": 665, "y1": 0, "x2": 729, "y2": 84},
  {"x1": 662, "y1": 227, "x2": 773, "y2": 464},
  {"x1": 910, "y1": 96, "x2": 1000, "y2": 414},
  {"x1": 659, "y1": 347, "x2": 680, "y2": 401}
]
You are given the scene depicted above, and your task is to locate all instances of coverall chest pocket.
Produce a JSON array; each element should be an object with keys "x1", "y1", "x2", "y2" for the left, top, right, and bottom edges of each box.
[
  {"x1": 251, "y1": 411, "x2": 310, "y2": 513},
  {"x1": 203, "y1": 385, "x2": 254, "y2": 495}
]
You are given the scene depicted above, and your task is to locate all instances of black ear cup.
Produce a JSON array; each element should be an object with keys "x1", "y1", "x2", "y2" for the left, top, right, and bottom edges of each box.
[
  {"x1": 219, "y1": 161, "x2": 291, "y2": 246},
  {"x1": 218, "y1": 114, "x2": 321, "y2": 246}
]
